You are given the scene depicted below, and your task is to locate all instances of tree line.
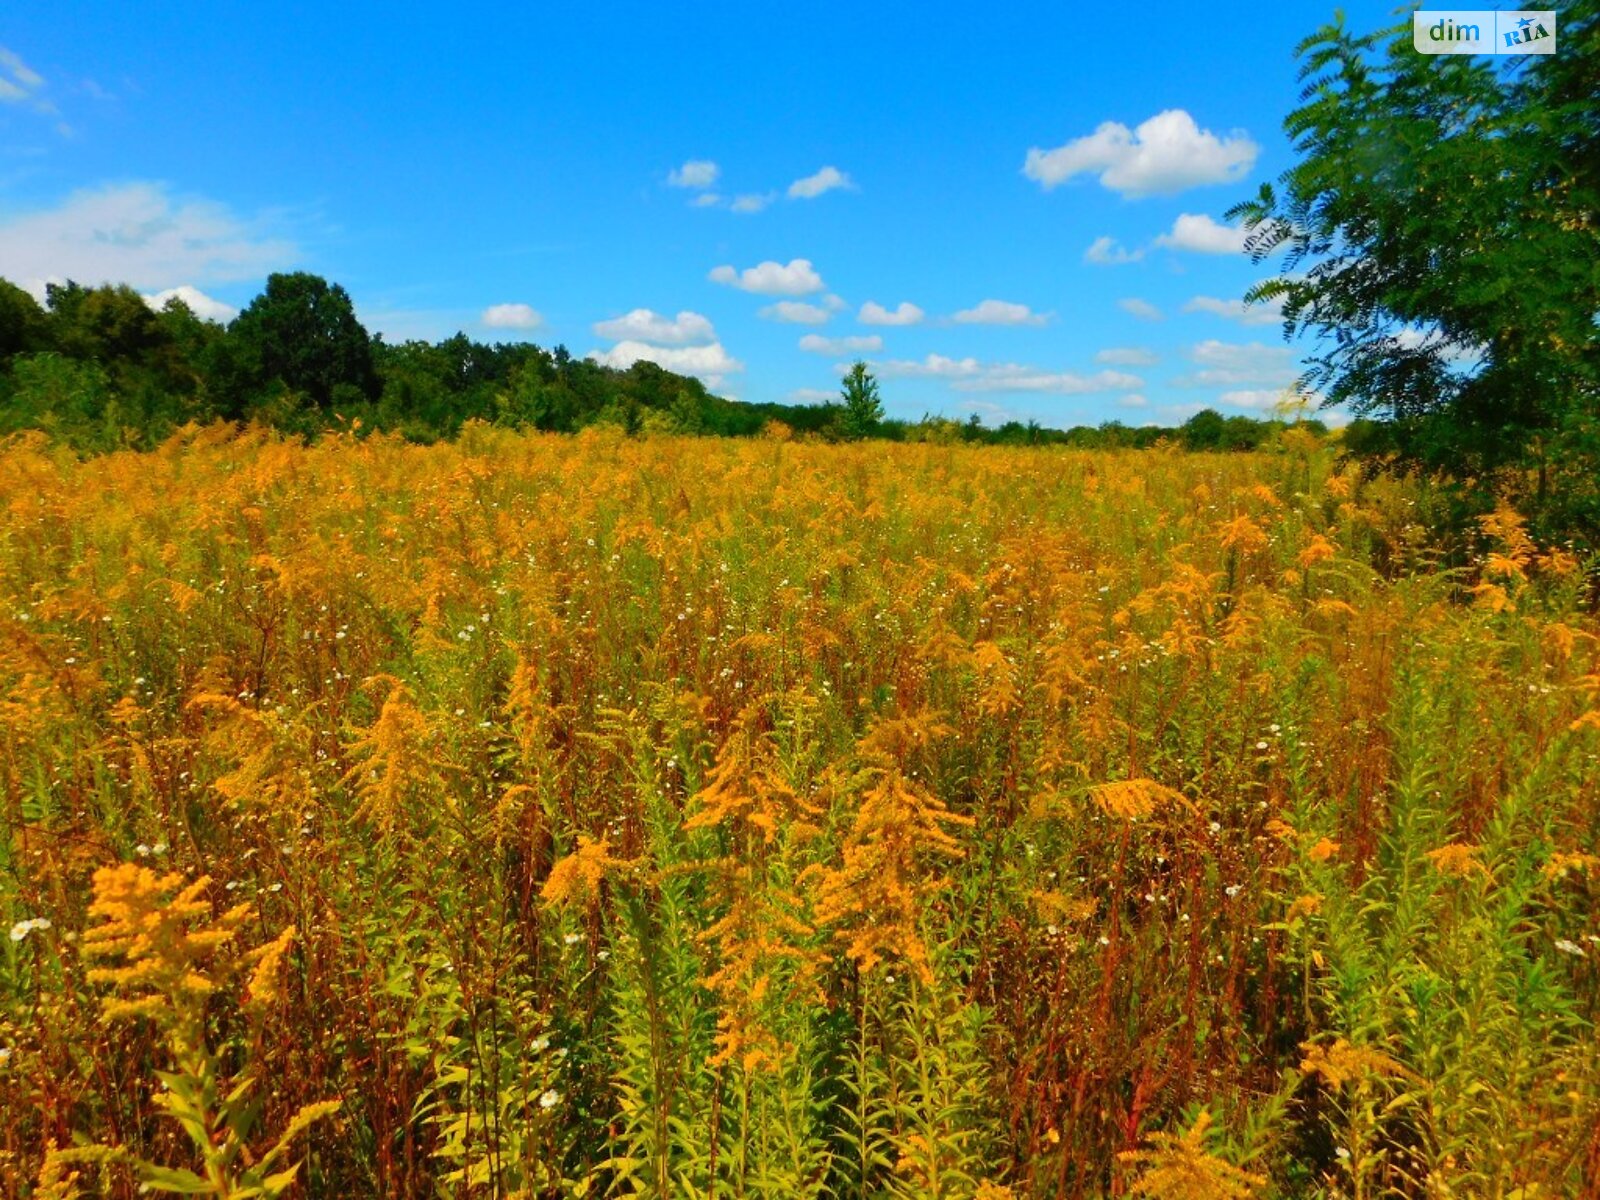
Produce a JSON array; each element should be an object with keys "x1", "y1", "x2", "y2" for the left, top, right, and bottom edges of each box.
[{"x1": 0, "y1": 271, "x2": 1321, "y2": 454}]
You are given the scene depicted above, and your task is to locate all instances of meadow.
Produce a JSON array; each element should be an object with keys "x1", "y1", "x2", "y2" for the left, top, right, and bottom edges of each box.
[{"x1": 1, "y1": 422, "x2": 1597, "y2": 1198}]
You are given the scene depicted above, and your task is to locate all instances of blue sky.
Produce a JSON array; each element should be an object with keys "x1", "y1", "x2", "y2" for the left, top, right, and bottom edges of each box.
[{"x1": 0, "y1": 1, "x2": 1407, "y2": 427}]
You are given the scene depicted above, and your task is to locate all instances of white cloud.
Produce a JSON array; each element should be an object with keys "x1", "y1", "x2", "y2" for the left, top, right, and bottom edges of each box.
[
  {"x1": 142, "y1": 285, "x2": 237, "y2": 323},
  {"x1": 588, "y1": 339, "x2": 743, "y2": 382},
  {"x1": 867, "y1": 353, "x2": 985, "y2": 379},
  {"x1": 593, "y1": 308, "x2": 715, "y2": 345},
  {"x1": 708, "y1": 258, "x2": 824, "y2": 295},
  {"x1": 1119, "y1": 393, "x2": 1148, "y2": 408},
  {"x1": 1024, "y1": 109, "x2": 1259, "y2": 198},
  {"x1": 954, "y1": 366, "x2": 1143, "y2": 395},
  {"x1": 690, "y1": 192, "x2": 722, "y2": 208},
  {"x1": 0, "y1": 47, "x2": 68, "y2": 135},
  {"x1": 482, "y1": 302, "x2": 543, "y2": 330},
  {"x1": 788, "y1": 166, "x2": 852, "y2": 199},
  {"x1": 668, "y1": 159, "x2": 719, "y2": 189},
  {"x1": 1183, "y1": 294, "x2": 1286, "y2": 326},
  {"x1": 952, "y1": 299, "x2": 1049, "y2": 326},
  {"x1": 1084, "y1": 236, "x2": 1144, "y2": 265},
  {"x1": 1154, "y1": 213, "x2": 1251, "y2": 255},
  {"x1": 0, "y1": 47, "x2": 46, "y2": 102},
  {"x1": 1118, "y1": 298, "x2": 1163, "y2": 322},
  {"x1": 1096, "y1": 346, "x2": 1159, "y2": 366},
  {"x1": 1174, "y1": 340, "x2": 1299, "y2": 388},
  {"x1": 730, "y1": 192, "x2": 775, "y2": 214},
  {"x1": 858, "y1": 300, "x2": 924, "y2": 326},
  {"x1": 761, "y1": 300, "x2": 832, "y2": 325},
  {"x1": 799, "y1": 333, "x2": 882, "y2": 354},
  {"x1": 1093, "y1": 217, "x2": 1281, "y2": 264},
  {"x1": 0, "y1": 182, "x2": 294, "y2": 294},
  {"x1": 861, "y1": 353, "x2": 1140, "y2": 394}
]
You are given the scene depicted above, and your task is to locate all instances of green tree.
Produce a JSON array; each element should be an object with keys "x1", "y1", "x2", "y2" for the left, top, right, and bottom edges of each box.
[
  {"x1": 0, "y1": 353, "x2": 116, "y2": 448},
  {"x1": 229, "y1": 272, "x2": 380, "y2": 408},
  {"x1": 1180, "y1": 408, "x2": 1226, "y2": 450},
  {"x1": 0, "y1": 279, "x2": 50, "y2": 361},
  {"x1": 45, "y1": 282, "x2": 173, "y2": 370},
  {"x1": 838, "y1": 360, "x2": 883, "y2": 440},
  {"x1": 1230, "y1": 0, "x2": 1600, "y2": 535}
]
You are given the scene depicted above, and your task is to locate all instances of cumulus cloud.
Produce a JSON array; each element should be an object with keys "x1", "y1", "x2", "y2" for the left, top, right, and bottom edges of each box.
[
  {"x1": 593, "y1": 308, "x2": 715, "y2": 344},
  {"x1": 0, "y1": 182, "x2": 294, "y2": 294},
  {"x1": 1084, "y1": 236, "x2": 1144, "y2": 265},
  {"x1": 482, "y1": 302, "x2": 543, "y2": 330},
  {"x1": 588, "y1": 339, "x2": 743, "y2": 382},
  {"x1": 788, "y1": 166, "x2": 852, "y2": 199},
  {"x1": 1024, "y1": 109, "x2": 1259, "y2": 198},
  {"x1": 1183, "y1": 294, "x2": 1286, "y2": 326},
  {"x1": 858, "y1": 300, "x2": 924, "y2": 326},
  {"x1": 860, "y1": 353, "x2": 1140, "y2": 394},
  {"x1": 760, "y1": 300, "x2": 832, "y2": 325},
  {"x1": 708, "y1": 258, "x2": 824, "y2": 295},
  {"x1": 731, "y1": 193, "x2": 775, "y2": 214},
  {"x1": 1173, "y1": 340, "x2": 1299, "y2": 388},
  {"x1": 690, "y1": 193, "x2": 723, "y2": 208},
  {"x1": 668, "y1": 159, "x2": 719, "y2": 189},
  {"x1": 865, "y1": 353, "x2": 985, "y2": 379},
  {"x1": 799, "y1": 333, "x2": 882, "y2": 355},
  {"x1": 951, "y1": 299, "x2": 1049, "y2": 326},
  {"x1": 1092, "y1": 216, "x2": 1278, "y2": 263},
  {"x1": 142, "y1": 285, "x2": 238, "y2": 323},
  {"x1": 1119, "y1": 393, "x2": 1148, "y2": 408},
  {"x1": 1095, "y1": 346, "x2": 1159, "y2": 366},
  {"x1": 1118, "y1": 298, "x2": 1163, "y2": 322},
  {"x1": 589, "y1": 306, "x2": 738, "y2": 385},
  {"x1": 1154, "y1": 213, "x2": 1252, "y2": 255}
]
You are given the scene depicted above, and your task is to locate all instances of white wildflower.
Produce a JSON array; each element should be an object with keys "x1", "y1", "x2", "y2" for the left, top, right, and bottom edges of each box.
[{"x1": 9, "y1": 918, "x2": 51, "y2": 943}]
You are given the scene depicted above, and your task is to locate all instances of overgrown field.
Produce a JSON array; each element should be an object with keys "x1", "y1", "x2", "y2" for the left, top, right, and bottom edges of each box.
[{"x1": 2, "y1": 424, "x2": 1598, "y2": 1198}]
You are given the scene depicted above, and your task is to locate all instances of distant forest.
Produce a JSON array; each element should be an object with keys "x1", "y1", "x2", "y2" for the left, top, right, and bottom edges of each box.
[{"x1": 0, "y1": 271, "x2": 1324, "y2": 453}]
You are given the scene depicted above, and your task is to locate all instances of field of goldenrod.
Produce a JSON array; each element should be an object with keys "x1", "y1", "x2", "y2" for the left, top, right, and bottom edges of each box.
[{"x1": 2, "y1": 423, "x2": 1597, "y2": 1198}]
